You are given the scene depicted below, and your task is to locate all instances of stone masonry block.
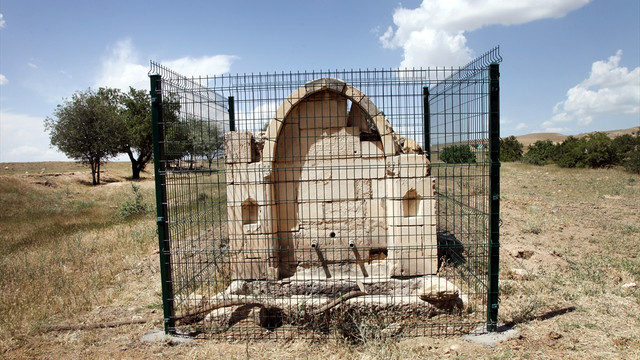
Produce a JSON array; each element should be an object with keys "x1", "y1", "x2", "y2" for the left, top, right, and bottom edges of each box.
[
  {"x1": 297, "y1": 179, "x2": 356, "y2": 202},
  {"x1": 301, "y1": 127, "x2": 360, "y2": 160},
  {"x1": 304, "y1": 78, "x2": 346, "y2": 95},
  {"x1": 387, "y1": 226, "x2": 438, "y2": 276},
  {"x1": 226, "y1": 162, "x2": 270, "y2": 185},
  {"x1": 275, "y1": 164, "x2": 302, "y2": 182},
  {"x1": 389, "y1": 225, "x2": 437, "y2": 247},
  {"x1": 265, "y1": 118, "x2": 282, "y2": 141},
  {"x1": 354, "y1": 179, "x2": 372, "y2": 200},
  {"x1": 324, "y1": 200, "x2": 364, "y2": 222},
  {"x1": 362, "y1": 199, "x2": 387, "y2": 225},
  {"x1": 371, "y1": 179, "x2": 387, "y2": 200},
  {"x1": 231, "y1": 254, "x2": 278, "y2": 280},
  {"x1": 360, "y1": 140, "x2": 384, "y2": 158},
  {"x1": 300, "y1": 161, "x2": 332, "y2": 181},
  {"x1": 343, "y1": 85, "x2": 365, "y2": 104},
  {"x1": 357, "y1": 96, "x2": 380, "y2": 118},
  {"x1": 346, "y1": 101, "x2": 370, "y2": 132},
  {"x1": 398, "y1": 153, "x2": 430, "y2": 178},
  {"x1": 226, "y1": 182, "x2": 273, "y2": 207},
  {"x1": 387, "y1": 252, "x2": 438, "y2": 277},
  {"x1": 334, "y1": 158, "x2": 386, "y2": 181},
  {"x1": 224, "y1": 132, "x2": 254, "y2": 164},
  {"x1": 382, "y1": 134, "x2": 400, "y2": 155},
  {"x1": 227, "y1": 204, "x2": 277, "y2": 236},
  {"x1": 386, "y1": 177, "x2": 435, "y2": 200},
  {"x1": 387, "y1": 196, "x2": 437, "y2": 227},
  {"x1": 296, "y1": 92, "x2": 348, "y2": 130},
  {"x1": 297, "y1": 201, "x2": 324, "y2": 224},
  {"x1": 371, "y1": 114, "x2": 393, "y2": 136}
]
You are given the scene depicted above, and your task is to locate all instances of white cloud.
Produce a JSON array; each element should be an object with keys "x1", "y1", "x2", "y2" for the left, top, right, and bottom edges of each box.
[
  {"x1": 163, "y1": 55, "x2": 238, "y2": 79},
  {"x1": 0, "y1": 74, "x2": 7, "y2": 85},
  {"x1": 500, "y1": 117, "x2": 513, "y2": 125},
  {"x1": 0, "y1": 13, "x2": 5, "y2": 29},
  {"x1": 95, "y1": 38, "x2": 150, "y2": 90},
  {"x1": 236, "y1": 102, "x2": 279, "y2": 133},
  {"x1": 0, "y1": 111, "x2": 69, "y2": 162},
  {"x1": 28, "y1": 62, "x2": 38, "y2": 69},
  {"x1": 549, "y1": 50, "x2": 640, "y2": 126},
  {"x1": 381, "y1": 0, "x2": 590, "y2": 67},
  {"x1": 95, "y1": 38, "x2": 239, "y2": 91},
  {"x1": 515, "y1": 123, "x2": 527, "y2": 130}
]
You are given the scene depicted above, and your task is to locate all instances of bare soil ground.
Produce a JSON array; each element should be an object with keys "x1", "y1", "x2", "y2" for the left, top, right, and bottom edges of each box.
[{"x1": 0, "y1": 161, "x2": 638, "y2": 359}]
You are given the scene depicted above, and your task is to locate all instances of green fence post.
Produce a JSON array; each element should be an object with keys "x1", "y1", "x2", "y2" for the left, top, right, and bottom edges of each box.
[
  {"x1": 487, "y1": 63, "x2": 501, "y2": 332},
  {"x1": 423, "y1": 86, "x2": 431, "y2": 161},
  {"x1": 150, "y1": 73, "x2": 175, "y2": 334},
  {"x1": 228, "y1": 96, "x2": 235, "y2": 132}
]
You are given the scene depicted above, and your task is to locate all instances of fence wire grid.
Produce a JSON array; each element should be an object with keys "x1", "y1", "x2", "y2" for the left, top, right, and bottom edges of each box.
[{"x1": 150, "y1": 47, "x2": 501, "y2": 340}]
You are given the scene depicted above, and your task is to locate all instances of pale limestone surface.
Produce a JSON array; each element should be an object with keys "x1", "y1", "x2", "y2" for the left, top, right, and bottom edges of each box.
[{"x1": 224, "y1": 78, "x2": 437, "y2": 280}]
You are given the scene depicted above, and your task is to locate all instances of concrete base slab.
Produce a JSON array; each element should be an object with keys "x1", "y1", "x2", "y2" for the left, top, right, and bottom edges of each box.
[
  {"x1": 462, "y1": 324, "x2": 519, "y2": 347},
  {"x1": 140, "y1": 329, "x2": 193, "y2": 345}
]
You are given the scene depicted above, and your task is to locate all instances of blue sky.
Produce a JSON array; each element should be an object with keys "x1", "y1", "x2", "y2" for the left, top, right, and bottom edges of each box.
[{"x1": 1, "y1": 0, "x2": 638, "y2": 162}]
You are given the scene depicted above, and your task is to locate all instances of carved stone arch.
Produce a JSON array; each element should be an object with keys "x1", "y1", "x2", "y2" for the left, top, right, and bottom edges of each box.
[{"x1": 261, "y1": 78, "x2": 398, "y2": 164}]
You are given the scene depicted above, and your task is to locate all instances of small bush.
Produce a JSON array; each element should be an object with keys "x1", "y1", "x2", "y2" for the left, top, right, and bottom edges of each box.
[
  {"x1": 440, "y1": 145, "x2": 476, "y2": 164},
  {"x1": 118, "y1": 184, "x2": 149, "y2": 219},
  {"x1": 582, "y1": 132, "x2": 616, "y2": 168},
  {"x1": 555, "y1": 136, "x2": 586, "y2": 168},
  {"x1": 523, "y1": 140, "x2": 555, "y2": 166},
  {"x1": 500, "y1": 136, "x2": 523, "y2": 162},
  {"x1": 623, "y1": 149, "x2": 640, "y2": 174}
]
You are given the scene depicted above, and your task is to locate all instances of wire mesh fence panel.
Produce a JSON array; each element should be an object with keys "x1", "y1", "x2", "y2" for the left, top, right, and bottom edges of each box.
[{"x1": 150, "y1": 47, "x2": 501, "y2": 340}]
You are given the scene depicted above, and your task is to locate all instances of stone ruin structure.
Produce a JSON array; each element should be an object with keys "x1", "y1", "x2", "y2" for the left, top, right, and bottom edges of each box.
[{"x1": 224, "y1": 78, "x2": 438, "y2": 281}]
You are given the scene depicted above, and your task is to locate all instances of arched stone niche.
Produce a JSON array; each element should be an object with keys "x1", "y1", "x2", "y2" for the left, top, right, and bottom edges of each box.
[{"x1": 224, "y1": 78, "x2": 437, "y2": 280}]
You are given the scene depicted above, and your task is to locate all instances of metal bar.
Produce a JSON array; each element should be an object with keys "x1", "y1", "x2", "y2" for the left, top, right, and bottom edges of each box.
[
  {"x1": 150, "y1": 73, "x2": 176, "y2": 334},
  {"x1": 228, "y1": 96, "x2": 235, "y2": 131},
  {"x1": 423, "y1": 86, "x2": 431, "y2": 161},
  {"x1": 487, "y1": 63, "x2": 501, "y2": 332}
]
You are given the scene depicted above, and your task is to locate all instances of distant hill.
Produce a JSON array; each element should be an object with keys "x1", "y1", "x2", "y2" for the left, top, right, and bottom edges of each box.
[{"x1": 515, "y1": 126, "x2": 639, "y2": 148}]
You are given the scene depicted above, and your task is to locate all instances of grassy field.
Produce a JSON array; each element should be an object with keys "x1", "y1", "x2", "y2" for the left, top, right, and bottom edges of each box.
[{"x1": 0, "y1": 161, "x2": 638, "y2": 359}]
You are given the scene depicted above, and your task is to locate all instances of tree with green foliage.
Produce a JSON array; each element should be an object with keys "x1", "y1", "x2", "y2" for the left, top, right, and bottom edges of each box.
[
  {"x1": 191, "y1": 119, "x2": 224, "y2": 169},
  {"x1": 440, "y1": 145, "x2": 476, "y2": 164},
  {"x1": 613, "y1": 132, "x2": 640, "y2": 174},
  {"x1": 45, "y1": 88, "x2": 123, "y2": 185},
  {"x1": 500, "y1": 136, "x2": 523, "y2": 162},
  {"x1": 582, "y1": 132, "x2": 616, "y2": 168},
  {"x1": 554, "y1": 136, "x2": 586, "y2": 168},
  {"x1": 119, "y1": 87, "x2": 153, "y2": 179},
  {"x1": 523, "y1": 140, "x2": 555, "y2": 166}
]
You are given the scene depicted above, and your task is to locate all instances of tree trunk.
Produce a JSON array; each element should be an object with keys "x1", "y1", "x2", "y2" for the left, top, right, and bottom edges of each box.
[
  {"x1": 132, "y1": 163, "x2": 141, "y2": 180},
  {"x1": 90, "y1": 160, "x2": 98, "y2": 185},
  {"x1": 127, "y1": 148, "x2": 151, "y2": 180}
]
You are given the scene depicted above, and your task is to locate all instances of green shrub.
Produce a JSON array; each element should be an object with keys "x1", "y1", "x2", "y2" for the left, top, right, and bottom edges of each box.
[
  {"x1": 523, "y1": 140, "x2": 555, "y2": 166},
  {"x1": 500, "y1": 136, "x2": 523, "y2": 162},
  {"x1": 623, "y1": 149, "x2": 640, "y2": 174},
  {"x1": 612, "y1": 134, "x2": 637, "y2": 160},
  {"x1": 118, "y1": 184, "x2": 149, "y2": 219},
  {"x1": 440, "y1": 145, "x2": 476, "y2": 164},
  {"x1": 613, "y1": 133, "x2": 640, "y2": 173},
  {"x1": 582, "y1": 132, "x2": 616, "y2": 168},
  {"x1": 555, "y1": 136, "x2": 587, "y2": 168}
]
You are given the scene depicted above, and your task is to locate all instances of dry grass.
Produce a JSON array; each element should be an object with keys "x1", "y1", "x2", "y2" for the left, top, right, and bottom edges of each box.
[{"x1": 1, "y1": 161, "x2": 639, "y2": 359}]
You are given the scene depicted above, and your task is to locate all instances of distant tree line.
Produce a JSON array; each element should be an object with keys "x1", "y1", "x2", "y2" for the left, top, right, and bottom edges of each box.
[
  {"x1": 499, "y1": 133, "x2": 640, "y2": 174},
  {"x1": 45, "y1": 87, "x2": 224, "y2": 185}
]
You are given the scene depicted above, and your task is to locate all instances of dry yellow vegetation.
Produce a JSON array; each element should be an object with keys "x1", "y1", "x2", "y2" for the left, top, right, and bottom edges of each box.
[{"x1": 0, "y1": 161, "x2": 638, "y2": 359}]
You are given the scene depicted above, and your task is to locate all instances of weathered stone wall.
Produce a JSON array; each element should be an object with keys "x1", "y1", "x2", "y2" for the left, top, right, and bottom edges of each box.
[{"x1": 225, "y1": 78, "x2": 437, "y2": 280}]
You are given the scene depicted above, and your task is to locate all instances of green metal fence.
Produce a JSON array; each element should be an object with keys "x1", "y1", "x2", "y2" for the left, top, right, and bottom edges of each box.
[{"x1": 150, "y1": 47, "x2": 501, "y2": 339}]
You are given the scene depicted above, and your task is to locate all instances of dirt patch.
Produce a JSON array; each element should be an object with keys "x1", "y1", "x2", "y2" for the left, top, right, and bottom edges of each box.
[{"x1": 2, "y1": 162, "x2": 639, "y2": 359}]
